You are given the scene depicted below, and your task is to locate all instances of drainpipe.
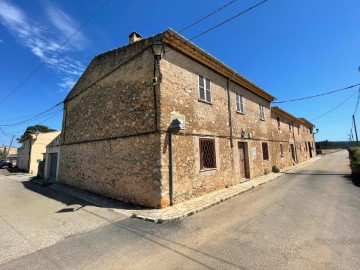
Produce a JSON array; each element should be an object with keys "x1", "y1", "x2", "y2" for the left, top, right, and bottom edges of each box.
[
  {"x1": 168, "y1": 119, "x2": 181, "y2": 206},
  {"x1": 169, "y1": 128, "x2": 174, "y2": 206},
  {"x1": 227, "y1": 79, "x2": 234, "y2": 148},
  {"x1": 292, "y1": 121, "x2": 298, "y2": 164},
  {"x1": 152, "y1": 58, "x2": 159, "y2": 132}
]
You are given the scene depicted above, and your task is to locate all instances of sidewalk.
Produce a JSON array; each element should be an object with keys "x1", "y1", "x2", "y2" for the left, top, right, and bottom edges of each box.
[{"x1": 44, "y1": 156, "x2": 321, "y2": 223}]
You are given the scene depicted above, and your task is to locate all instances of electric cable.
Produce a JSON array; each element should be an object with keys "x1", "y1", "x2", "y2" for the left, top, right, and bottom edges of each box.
[
  {"x1": 311, "y1": 90, "x2": 359, "y2": 121},
  {"x1": 188, "y1": 0, "x2": 268, "y2": 42},
  {"x1": 0, "y1": 103, "x2": 63, "y2": 127},
  {"x1": 273, "y1": 83, "x2": 360, "y2": 104},
  {"x1": 0, "y1": 0, "x2": 112, "y2": 106},
  {"x1": 178, "y1": 0, "x2": 237, "y2": 33},
  {"x1": 2, "y1": 0, "x2": 267, "y2": 127}
]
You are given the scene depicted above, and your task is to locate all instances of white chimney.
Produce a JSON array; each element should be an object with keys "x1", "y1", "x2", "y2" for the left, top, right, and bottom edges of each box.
[{"x1": 129, "y1": 31, "x2": 142, "y2": 44}]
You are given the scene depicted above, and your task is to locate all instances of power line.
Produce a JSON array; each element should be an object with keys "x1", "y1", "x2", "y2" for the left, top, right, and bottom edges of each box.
[
  {"x1": 0, "y1": 103, "x2": 63, "y2": 127},
  {"x1": 0, "y1": 0, "x2": 112, "y2": 106},
  {"x1": 273, "y1": 83, "x2": 360, "y2": 104},
  {"x1": 178, "y1": 0, "x2": 237, "y2": 33},
  {"x1": 2, "y1": 0, "x2": 267, "y2": 126},
  {"x1": 311, "y1": 90, "x2": 359, "y2": 121},
  {"x1": 188, "y1": 0, "x2": 269, "y2": 41},
  {"x1": 37, "y1": 109, "x2": 63, "y2": 125}
]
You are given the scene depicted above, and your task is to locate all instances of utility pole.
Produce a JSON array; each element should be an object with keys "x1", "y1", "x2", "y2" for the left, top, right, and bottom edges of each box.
[
  {"x1": 6, "y1": 135, "x2": 15, "y2": 159},
  {"x1": 353, "y1": 115, "x2": 359, "y2": 146}
]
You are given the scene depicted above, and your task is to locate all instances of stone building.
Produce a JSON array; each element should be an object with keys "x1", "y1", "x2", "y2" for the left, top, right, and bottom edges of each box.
[{"x1": 59, "y1": 29, "x2": 316, "y2": 208}]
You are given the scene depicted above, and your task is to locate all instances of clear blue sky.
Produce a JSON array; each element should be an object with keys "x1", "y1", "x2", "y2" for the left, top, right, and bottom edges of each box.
[{"x1": 0, "y1": 0, "x2": 359, "y2": 147}]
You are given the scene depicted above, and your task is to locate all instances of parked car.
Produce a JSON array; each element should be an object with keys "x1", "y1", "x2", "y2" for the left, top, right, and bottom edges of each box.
[{"x1": 0, "y1": 160, "x2": 13, "y2": 168}]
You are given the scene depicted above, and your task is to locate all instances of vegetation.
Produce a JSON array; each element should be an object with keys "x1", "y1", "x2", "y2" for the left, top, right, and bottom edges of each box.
[
  {"x1": 17, "y1": 125, "x2": 57, "y2": 143},
  {"x1": 316, "y1": 140, "x2": 357, "y2": 149},
  {"x1": 272, "y1": 165, "x2": 280, "y2": 173},
  {"x1": 348, "y1": 147, "x2": 360, "y2": 168}
]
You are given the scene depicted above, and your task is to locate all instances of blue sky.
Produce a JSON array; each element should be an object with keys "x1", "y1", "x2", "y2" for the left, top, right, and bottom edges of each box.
[{"x1": 0, "y1": 0, "x2": 359, "y2": 147}]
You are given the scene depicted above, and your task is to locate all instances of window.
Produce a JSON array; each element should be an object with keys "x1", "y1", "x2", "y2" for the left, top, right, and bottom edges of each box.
[
  {"x1": 298, "y1": 125, "x2": 300, "y2": 135},
  {"x1": 199, "y1": 139, "x2": 216, "y2": 169},
  {"x1": 280, "y1": 144, "x2": 284, "y2": 157},
  {"x1": 198, "y1": 75, "x2": 211, "y2": 103},
  {"x1": 305, "y1": 142, "x2": 307, "y2": 151},
  {"x1": 259, "y1": 104, "x2": 265, "y2": 120},
  {"x1": 277, "y1": 117, "x2": 281, "y2": 129},
  {"x1": 289, "y1": 122, "x2": 292, "y2": 131},
  {"x1": 262, "y1": 142, "x2": 269, "y2": 161},
  {"x1": 236, "y1": 93, "x2": 244, "y2": 113}
]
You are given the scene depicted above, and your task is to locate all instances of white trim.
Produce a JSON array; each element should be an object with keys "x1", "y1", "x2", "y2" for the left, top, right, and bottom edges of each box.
[{"x1": 198, "y1": 74, "x2": 212, "y2": 103}]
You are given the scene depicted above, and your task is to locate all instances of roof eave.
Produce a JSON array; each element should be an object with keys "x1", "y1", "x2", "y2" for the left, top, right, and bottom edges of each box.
[{"x1": 162, "y1": 29, "x2": 276, "y2": 102}]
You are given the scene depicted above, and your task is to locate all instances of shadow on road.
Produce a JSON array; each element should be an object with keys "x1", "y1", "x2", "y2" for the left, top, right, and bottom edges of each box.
[
  {"x1": 20, "y1": 179, "x2": 146, "y2": 213},
  {"x1": 287, "y1": 169, "x2": 359, "y2": 188},
  {"x1": 21, "y1": 180, "x2": 94, "y2": 212}
]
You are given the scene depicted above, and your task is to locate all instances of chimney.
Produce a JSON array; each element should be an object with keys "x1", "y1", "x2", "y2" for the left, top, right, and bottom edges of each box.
[{"x1": 129, "y1": 31, "x2": 142, "y2": 44}]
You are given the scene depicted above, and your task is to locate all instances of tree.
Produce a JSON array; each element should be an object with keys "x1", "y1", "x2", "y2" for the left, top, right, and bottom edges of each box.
[{"x1": 17, "y1": 125, "x2": 57, "y2": 143}]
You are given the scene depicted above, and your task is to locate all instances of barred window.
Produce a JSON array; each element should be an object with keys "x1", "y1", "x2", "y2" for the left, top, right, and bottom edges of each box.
[
  {"x1": 236, "y1": 93, "x2": 244, "y2": 113},
  {"x1": 199, "y1": 138, "x2": 216, "y2": 169},
  {"x1": 280, "y1": 144, "x2": 284, "y2": 157},
  {"x1": 259, "y1": 104, "x2": 265, "y2": 120},
  {"x1": 199, "y1": 75, "x2": 211, "y2": 103},
  {"x1": 262, "y1": 142, "x2": 269, "y2": 161}
]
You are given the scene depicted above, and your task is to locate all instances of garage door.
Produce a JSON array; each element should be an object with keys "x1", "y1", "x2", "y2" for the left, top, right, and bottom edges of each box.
[{"x1": 49, "y1": 153, "x2": 58, "y2": 180}]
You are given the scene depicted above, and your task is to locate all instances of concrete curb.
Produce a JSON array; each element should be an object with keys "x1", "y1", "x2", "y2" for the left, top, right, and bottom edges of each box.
[{"x1": 125, "y1": 157, "x2": 321, "y2": 223}]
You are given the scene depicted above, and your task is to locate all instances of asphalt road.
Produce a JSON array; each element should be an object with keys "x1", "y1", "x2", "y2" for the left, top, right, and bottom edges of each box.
[{"x1": 1, "y1": 150, "x2": 359, "y2": 270}]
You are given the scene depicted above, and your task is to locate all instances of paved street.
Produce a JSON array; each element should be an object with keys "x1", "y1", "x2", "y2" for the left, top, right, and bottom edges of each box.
[{"x1": 1, "y1": 150, "x2": 359, "y2": 269}]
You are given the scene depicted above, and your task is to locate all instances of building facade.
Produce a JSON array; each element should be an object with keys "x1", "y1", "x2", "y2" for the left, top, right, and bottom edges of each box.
[
  {"x1": 44, "y1": 134, "x2": 61, "y2": 180},
  {"x1": 59, "y1": 29, "x2": 316, "y2": 208},
  {"x1": 17, "y1": 132, "x2": 60, "y2": 175}
]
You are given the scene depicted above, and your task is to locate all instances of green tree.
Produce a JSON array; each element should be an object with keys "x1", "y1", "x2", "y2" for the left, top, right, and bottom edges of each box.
[{"x1": 17, "y1": 125, "x2": 57, "y2": 143}]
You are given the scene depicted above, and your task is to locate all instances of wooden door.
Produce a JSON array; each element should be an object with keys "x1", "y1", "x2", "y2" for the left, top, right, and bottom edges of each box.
[{"x1": 238, "y1": 142, "x2": 246, "y2": 179}]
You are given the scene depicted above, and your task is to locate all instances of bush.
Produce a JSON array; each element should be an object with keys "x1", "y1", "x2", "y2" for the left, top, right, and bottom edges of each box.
[
  {"x1": 349, "y1": 147, "x2": 360, "y2": 168},
  {"x1": 272, "y1": 165, "x2": 280, "y2": 173}
]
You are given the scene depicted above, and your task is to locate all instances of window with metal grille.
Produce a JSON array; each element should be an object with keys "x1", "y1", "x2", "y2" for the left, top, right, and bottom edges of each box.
[
  {"x1": 259, "y1": 104, "x2": 265, "y2": 120},
  {"x1": 280, "y1": 144, "x2": 284, "y2": 157},
  {"x1": 199, "y1": 138, "x2": 216, "y2": 169},
  {"x1": 262, "y1": 142, "x2": 269, "y2": 160},
  {"x1": 236, "y1": 93, "x2": 244, "y2": 113},
  {"x1": 198, "y1": 75, "x2": 211, "y2": 103}
]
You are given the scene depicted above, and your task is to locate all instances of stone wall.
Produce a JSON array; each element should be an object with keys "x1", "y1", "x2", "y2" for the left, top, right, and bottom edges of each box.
[
  {"x1": 59, "y1": 134, "x2": 162, "y2": 207},
  {"x1": 59, "y1": 35, "x2": 165, "y2": 208},
  {"x1": 158, "y1": 46, "x2": 276, "y2": 204},
  {"x1": 294, "y1": 123, "x2": 316, "y2": 162}
]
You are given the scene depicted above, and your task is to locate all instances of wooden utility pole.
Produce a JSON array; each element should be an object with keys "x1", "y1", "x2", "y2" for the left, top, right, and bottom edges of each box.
[{"x1": 6, "y1": 135, "x2": 15, "y2": 159}]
